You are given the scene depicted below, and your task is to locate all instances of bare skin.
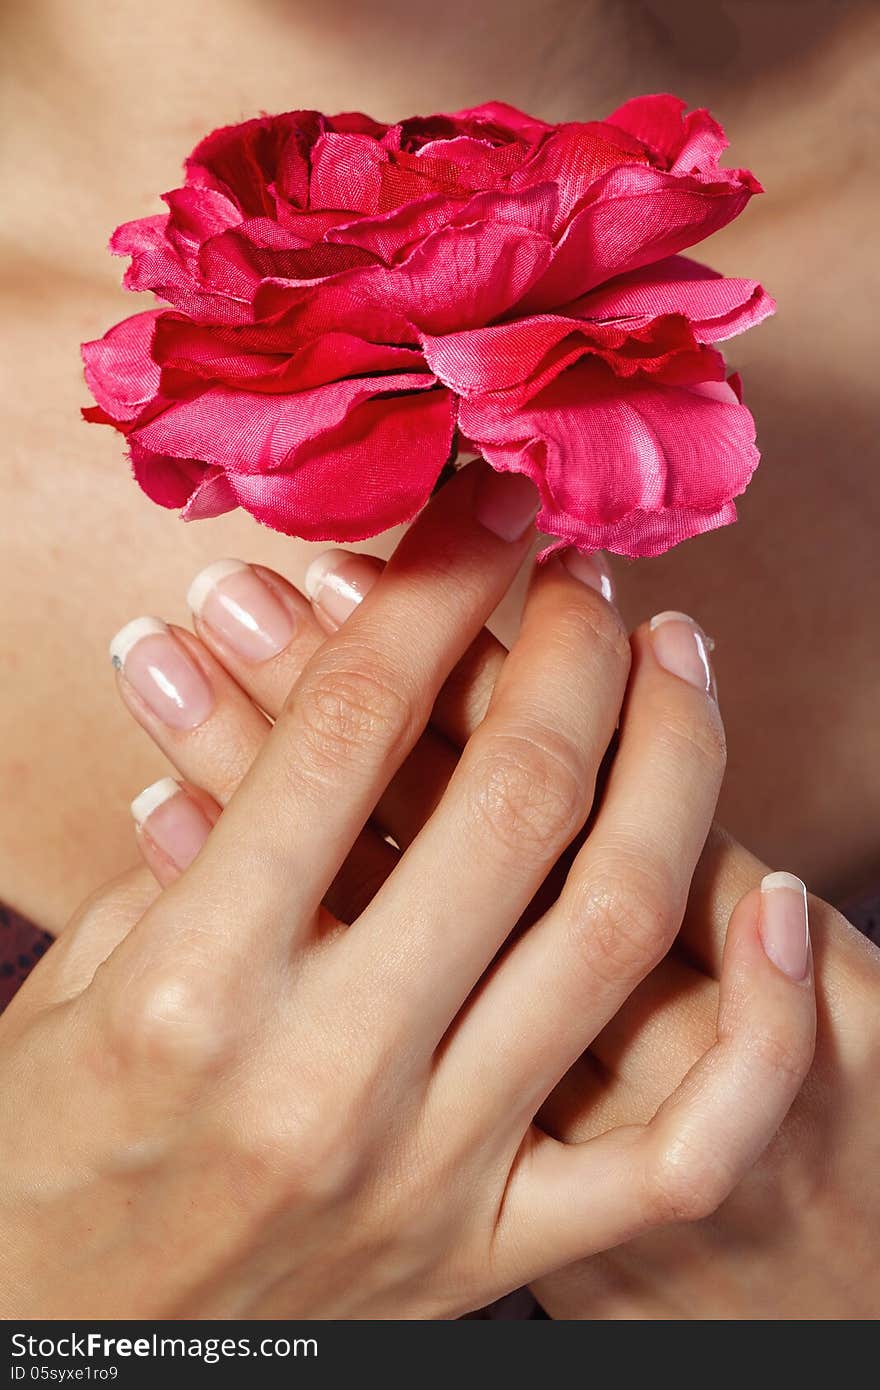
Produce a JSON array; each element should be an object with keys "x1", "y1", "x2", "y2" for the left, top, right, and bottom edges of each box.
[{"x1": 1, "y1": 0, "x2": 879, "y2": 932}]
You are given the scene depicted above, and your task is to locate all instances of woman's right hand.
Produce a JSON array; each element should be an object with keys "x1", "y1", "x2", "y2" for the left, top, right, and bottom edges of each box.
[{"x1": 1, "y1": 463, "x2": 814, "y2": 1319}]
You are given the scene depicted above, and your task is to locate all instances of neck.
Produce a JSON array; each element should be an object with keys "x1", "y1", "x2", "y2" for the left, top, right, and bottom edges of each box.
[{"x1": 3, "y1": 0, "x2": 873, "y2": 281}]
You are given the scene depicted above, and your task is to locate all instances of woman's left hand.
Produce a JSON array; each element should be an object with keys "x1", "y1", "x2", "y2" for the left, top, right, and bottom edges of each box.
[
  {"x1": 4, "y1": 466, "x2": 814, "y2": 1318},
  {"x1": 109, "y1": 537, "x2": 877, "y2": 1319},
  {"x1": 99, "y1": 528, "x2": 861, "y2": 1312}
]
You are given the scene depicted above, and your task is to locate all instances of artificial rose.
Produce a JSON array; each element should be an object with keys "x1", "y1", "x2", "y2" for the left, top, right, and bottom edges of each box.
[{"x1": 82, "y1": 95, "x2": 773, "y2": 556}]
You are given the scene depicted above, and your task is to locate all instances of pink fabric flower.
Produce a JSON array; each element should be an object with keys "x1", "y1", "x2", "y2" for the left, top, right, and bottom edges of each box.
[{"x1": 82, "y1": 95, "x2": 773, "y2": 557}]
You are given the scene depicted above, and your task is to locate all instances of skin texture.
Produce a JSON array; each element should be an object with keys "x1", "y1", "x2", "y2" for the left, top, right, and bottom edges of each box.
[
  {"x1": 1, "y1": 0, "x2": 879, "y2": 931},
  {"x1": 108, "y1": 523, "x2": 879, "y2": 1320},
  {"x1": 0, "y1": 0, "x2": 877, "y2": 1322},
  {"x1": 0, "y1": 466, "x2": 818, "y2": 1319}
]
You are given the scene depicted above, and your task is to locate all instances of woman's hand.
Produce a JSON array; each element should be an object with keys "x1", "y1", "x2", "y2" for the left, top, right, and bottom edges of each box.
[
  {"x1": 2, "y1": 464, "x2": 814, "y2": 1318},
  {"x1": 110, "y1": 489, "x2": 878, "y2": 1321},
  {"x1": 65, "y1": 462, "x2": 817, "y2": 1319},
  {"x1": 532, "y1": 828, "x2": 880, "y2": 1319}
]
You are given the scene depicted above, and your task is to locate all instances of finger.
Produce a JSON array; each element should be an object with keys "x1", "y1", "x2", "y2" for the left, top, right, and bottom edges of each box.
[
  {"x1": 537, "y1": 959, "x2": 717, "y2": 1143},
  {"x1": 678, "y1": 823, "x2": 769, "y2": 974},
  {"x1": 130, "y1": 777, "x2": 219, "y2": 887},
  {"x1": 377, "y1": 608, "x2": 509, "y2": 846},
  {"x1": 354, "y1": 548, "x2": 628, "y2": 1041},
  {"x1": 110, "y1": 619, "x2": 273, "y2": 804},
  {"x1": 445, "y1": 612, "x2": 725, "y2": 1131},
  {"x1": 188, "y1": 551, "x2": 510, "y2": 752},
  {"x1": 114, "y1": 612, "x2": 397, "y2": 909},
  {"x1": 590, "y1": 956, "x2": 716, "y2": 1099},
  {"x1": 682, "y1": 825, "x2": 879, "y2": 1071},
  {"x1": 685, "y1": 825, "x2": 873, "y2": 979},
  {"x1": 432, "y1": 626, "x2": 507, "y2": 746},
  {"x1": 186, "y1": 555, "x2": 348, "y2": 717},
  {"x1": 496, "y1": 875, "x2": 816, "y2": 1284},
  {"x1": 187, "y1": 551, "x2": 503, "y2": 849},
  {"x1": 164, "y1": 461, "x2": 540, "y2": 945}
]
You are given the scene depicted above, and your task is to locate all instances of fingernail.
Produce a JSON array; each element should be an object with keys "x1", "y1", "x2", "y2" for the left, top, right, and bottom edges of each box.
[
  {"x1": 649, "y1": 611, "x2": 715, "y2": 695},
  {"x1": 304, "y1": 549, "x2": 382, "y2": 631},
  {"x1": 474, "y1": 469, "x2": 540, "y2": 541},
  {"x1": 760, "y1": 872, "x2": 810, "y2": 980},
  {"x1": 560, "y1": 548, "x2": 614, "y2": 603},
  {"x1": 187, "y1": 559, "x2": 295, "y2": 663},
  {"x1": 110, "y1": 618, "x2": 213, "y2": 730},
  {"x1": 131, "y1": 777, "x2": 212, "y2": 872}
]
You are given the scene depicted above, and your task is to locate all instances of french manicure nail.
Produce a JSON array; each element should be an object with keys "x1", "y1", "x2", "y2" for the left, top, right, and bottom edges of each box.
[
  {"x1": 109, "y1": 618, "x2": 213, "y2": 730},
  {"x1": 649, "y1": 611, "x2": 714, "y2": 695},
  {"x1": 187, "y1": 558, "x2": 295, "y2": 663},
  {"x1": 304, "y1": 549, "x2": 382, "y2": 630},
  {"x1": 760, "y1": 872, "x2": 810, "y2": 980},
  {"x1": 560, "y1": 548, "x2": 614, "y2": 602},
  {"x1": 131, "y1": 777, "x2": 212, "y2": 872},
  {"x1": 474, "y1": 469, "x2": 540, "y2": 542}
]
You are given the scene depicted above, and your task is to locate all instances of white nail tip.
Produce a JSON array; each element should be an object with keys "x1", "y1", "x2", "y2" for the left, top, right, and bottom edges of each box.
[
  {"x1": 130, "y1": 777, "x2": 181, "y2": 826},
  {"x1": 186, "y1": 558, "x2": 249, "y2": 616},
  {"x1": 649, "y1": 610, "x2": 697, "y2": 631},
  {"x1": 109, "y1": 617, "x2": 168, "y2": 670},
  {"x1": 304, "y1": 549, "x2": 350, "y2": 601},
  {"x1": 761, "y1": 871, "x2": 807, "y2": 895}
]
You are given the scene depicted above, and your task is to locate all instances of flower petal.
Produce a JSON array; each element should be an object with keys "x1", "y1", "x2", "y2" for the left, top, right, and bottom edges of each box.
[
  {"x1": 510, "y1": 122, "x2": 648, "y2": 223},
  {"x1": 110, "y1": 215, "x2": 252, "y2": 323},
  {"x1": 421, "y1": 312, "x2": 699, "y2": 399},
  {"x1": 326, "y1": 181, "x2": 559, "y2": 265},
  {"x1": 81, "y1": 311, "x2": 162, "y2": 422},
  {"x1": 222, "y1": 387, "x2": 456, "y2": 540},
  {"x1": 309, "y1": 132, "x2": 390, "y2": 214},
  {"x1": 131, "y1": 373, "x2": 443, "y2": 473},
  {"x1": 258, "y1": 218, "x2": 553, "y2": 334},
  {"x1": 153, "y1": 315, "x2": 425, "y2": 393},
  {"x1": 128, "y1": 439, "x2": 209, "y2": 510},
  {"x1": 186, "y1": 111, "x2": 325, "y2": 214},
  {"x1": 571, "y1": 254, "x2": 775, "y2": 342},
  {"x1": 460, "y1": 360, "x2": 759, "y2": 557},
  {"x1": 516, "y1": 163, "x2": 759, "y2": 311},
  {"x1": 162, "y1": 187, "x2": 242, "y2": 248},
  {"x1": 606, "y1": 95, "x2": 732, "y2": 176},
  {"x1": 180, "y1": 467, "x2": 239, "y2": 519},
  {"x1": 446, "y1": 101, "x2": 555, "y2": 141}
]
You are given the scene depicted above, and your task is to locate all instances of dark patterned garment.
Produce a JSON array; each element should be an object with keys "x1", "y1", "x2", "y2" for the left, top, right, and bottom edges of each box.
[{"x1": 0, "y1": 903, "x2": 53, "y2": 1011}]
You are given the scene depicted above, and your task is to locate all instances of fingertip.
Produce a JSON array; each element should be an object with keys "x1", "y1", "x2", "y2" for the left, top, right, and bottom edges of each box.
[
  {"x1": 304, "y1": 549, "x2": 384, "y2": 631},
  {"x1": 759, "y1": 872, "x2": 811, "y2": 982},
  {"x1": 131, "y1": 777, "x2": 215, "y2": 882},
  {"x1": 723, "y1": 876, "x2": 813, "y2": 983},
  {"x1": 555, "y1": 548, "x2": 615, "y2": 604}
]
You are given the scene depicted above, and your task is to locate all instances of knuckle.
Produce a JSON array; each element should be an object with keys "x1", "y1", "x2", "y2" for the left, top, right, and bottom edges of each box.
[
  {"x1": 466, "y1": 728, "x2": 588, "y2": 861},
  {"x1": 105, "y1": 965, "x2": 233, "y2": 1079},
  {"x1": 566, "y1": 872, "x2": 673, "y2": 989},
  {"x1": 287, "y1": 649, "x2": 420, "y2": 778},
  {"x1": 230, "y1": 1090, "x2": 365, "y2": 1206},
  {"x1": 647, "y1": 1134, "x2": 732, "y2": 1225}
]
